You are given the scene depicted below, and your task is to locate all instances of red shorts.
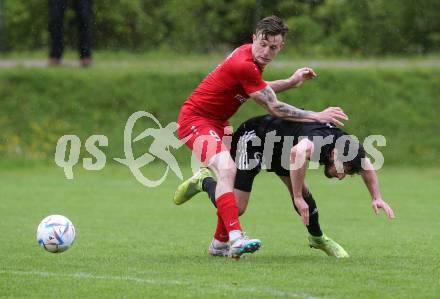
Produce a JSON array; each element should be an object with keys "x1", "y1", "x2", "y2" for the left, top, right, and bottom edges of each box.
[{"x1": 177, "y1": 106, "x2": 232, "y2": 164}]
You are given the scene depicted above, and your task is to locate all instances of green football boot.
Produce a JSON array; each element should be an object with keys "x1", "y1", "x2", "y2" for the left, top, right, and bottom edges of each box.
[
  {"x1": 308, "y1": 234, "x2": 349, "y2": 258},
  {"x1": 173, "y1": 167, "x2": 213, "y2": 205}
]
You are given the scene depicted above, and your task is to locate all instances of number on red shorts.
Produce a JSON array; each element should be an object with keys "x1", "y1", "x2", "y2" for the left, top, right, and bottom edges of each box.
[{"x1": 209, "y1": 130, "x2": 221, "y2": 141}]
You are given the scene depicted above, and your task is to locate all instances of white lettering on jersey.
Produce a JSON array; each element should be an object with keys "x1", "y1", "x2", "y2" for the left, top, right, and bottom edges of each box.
[{"x1": 234, "y1": 94, "x2": 247, "y2": 104}]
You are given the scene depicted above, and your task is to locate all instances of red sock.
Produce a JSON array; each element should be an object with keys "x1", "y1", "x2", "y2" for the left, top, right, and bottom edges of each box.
[
  {"x1": 214, "y1": 215, "x2": 228, "y2": 242},
  {"x1": 216, "y1": 192, "x2": 241, "y2": 234}
]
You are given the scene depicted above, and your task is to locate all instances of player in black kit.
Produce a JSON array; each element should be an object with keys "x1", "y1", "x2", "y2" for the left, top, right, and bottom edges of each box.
[{"x1": 174, "y1": 115, "x2": 395, "y2": 258}]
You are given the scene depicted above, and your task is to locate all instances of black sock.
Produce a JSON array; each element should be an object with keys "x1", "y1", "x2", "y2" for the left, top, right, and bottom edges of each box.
[
  {"x1": 293, "y1": 191, "x2": 323, "y2": 237},
  {"x1": 202, "y1": 177, "x2": 217, "y2": 208}
]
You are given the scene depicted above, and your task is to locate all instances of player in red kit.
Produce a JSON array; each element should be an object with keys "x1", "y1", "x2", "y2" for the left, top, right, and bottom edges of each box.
[{"x1": 176, "y1": 16, "x2": 348, "y2": 259}]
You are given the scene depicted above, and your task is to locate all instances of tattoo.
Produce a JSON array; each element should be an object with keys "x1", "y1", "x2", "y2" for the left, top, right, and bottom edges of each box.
[
  {"x1": 274, "y1": 103, "x2": 310, "y2": 119},
  {"x1": 258, "y1": 86, "x2": 276, "y2": 104},
  {"x1": 253, "y1": 86, "x2": 312, "y2": 120}
]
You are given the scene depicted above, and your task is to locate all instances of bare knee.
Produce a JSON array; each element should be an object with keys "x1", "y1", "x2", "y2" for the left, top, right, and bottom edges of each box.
[
  {"x1": 217, "y1": 166, "x2": 236, "y2": 184},
  {"x1": 209, "y1": 152, "x2": 237, "y2": 195},
  {"x1": 211, "y1": 155, "x2": 236, "y2": 184}
]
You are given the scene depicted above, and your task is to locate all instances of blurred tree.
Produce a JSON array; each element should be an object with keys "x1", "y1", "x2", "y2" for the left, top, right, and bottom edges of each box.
[
  {"x1": 0, "y1": 0, "x2": 5, "y2": 52},
  {"x1": 3, "y1": 0, "x2": 47, "y2": 51},
  {"x1": 1, "y1": 0, "x2": 439, "y2": 55}
]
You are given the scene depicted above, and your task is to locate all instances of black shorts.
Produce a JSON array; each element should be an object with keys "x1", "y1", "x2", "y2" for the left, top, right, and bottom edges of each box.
[
  {"x1": 230, "y1": 123, "x2": 262, "y2": 193},
  {"x1": 230, "y1": 116, "x2": 290, "y2": 192},
  {"x1": 230, "y1": 115, "x2": 343, "y2": 192}
]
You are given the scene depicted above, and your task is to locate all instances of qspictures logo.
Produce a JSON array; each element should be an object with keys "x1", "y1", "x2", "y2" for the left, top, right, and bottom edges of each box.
[
  {"x1": 55, "y1": 111, "x2": 188, "y2": 187},
  {"x1": 54, "y1": 111, "x2": 387, "y2": 187}
]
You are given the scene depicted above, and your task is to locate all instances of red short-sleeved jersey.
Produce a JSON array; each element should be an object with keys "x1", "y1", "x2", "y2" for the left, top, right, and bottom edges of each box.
[{"x1": 181, "y1": 44, "x2": 267, "y2": 121}]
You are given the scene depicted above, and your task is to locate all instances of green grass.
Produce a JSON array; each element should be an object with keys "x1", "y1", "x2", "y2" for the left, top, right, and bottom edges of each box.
[{"x1": 0, "y1": 164, "x2": 439, "y2": 298}]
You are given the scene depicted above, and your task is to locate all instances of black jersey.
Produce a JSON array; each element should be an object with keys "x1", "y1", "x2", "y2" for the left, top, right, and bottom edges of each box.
[{"x1": 231, "y1": 115, "x2": 347, "y2": 192}]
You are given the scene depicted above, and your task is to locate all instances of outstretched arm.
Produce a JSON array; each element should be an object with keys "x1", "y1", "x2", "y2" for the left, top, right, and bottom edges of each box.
[
  {"x1": 249, "y1": 85, "x2": 348, "y2": 126},
  {"x1": 267, "y1": 67, "x2": 317, "y2": 93},
  {"x1": 360, "y1": 158, "x2": 395, "y2": 219},
  {"x1": 289, "y1": 139, "x2": 314, "y2": 225}
]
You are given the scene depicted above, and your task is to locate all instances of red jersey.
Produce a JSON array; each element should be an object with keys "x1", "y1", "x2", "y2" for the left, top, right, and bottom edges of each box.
[{"x1": 181, "y1": 44, "x2": 267, "y2": 121}]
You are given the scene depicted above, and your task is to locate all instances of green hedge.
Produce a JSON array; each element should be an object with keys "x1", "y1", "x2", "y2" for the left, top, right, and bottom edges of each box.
[
  {"x1": 2, "y1": 0, "x2": 439, "y2": 55},
  {"x1": 0, "y1": 65, "x2": 438, "y2": 167}
]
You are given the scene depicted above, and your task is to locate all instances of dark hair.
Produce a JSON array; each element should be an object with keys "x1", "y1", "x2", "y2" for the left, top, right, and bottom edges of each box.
[
  {"x1": 324, "y1": 135, "x2": 366, "y2": 175},
  {"x1": 255, "y1": 15, "x2": 289, "y2": 40},
  {"x1": 341, "y1": 137, "x2": 366, "y2": 175},
  {"x1": 344, "y1": 147, "x2": 365, "y2": 174}
]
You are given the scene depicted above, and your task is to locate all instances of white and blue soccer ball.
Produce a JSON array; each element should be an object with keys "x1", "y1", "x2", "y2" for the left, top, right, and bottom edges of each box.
[{"x1": 37, "y1": 215, "x2": 76, "y2": 253}]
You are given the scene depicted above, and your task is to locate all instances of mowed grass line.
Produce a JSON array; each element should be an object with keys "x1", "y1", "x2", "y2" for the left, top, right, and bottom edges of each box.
[{"x1": 0, "y1": 165, "x2": 439, "y2": 298}]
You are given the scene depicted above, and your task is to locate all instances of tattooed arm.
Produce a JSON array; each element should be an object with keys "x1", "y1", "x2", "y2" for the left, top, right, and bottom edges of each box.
[
  {"x1": 249, "y1": 85, "x2": 348, "y2": 125},
  {"x1": 250, "y1": 86, "x2": 313, "y2": 120}
]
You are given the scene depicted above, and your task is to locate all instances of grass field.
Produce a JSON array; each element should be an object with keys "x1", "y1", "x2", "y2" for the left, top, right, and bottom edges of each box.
[{"x1": 1, "y1": 164, "x2": 439, "y2": 298}]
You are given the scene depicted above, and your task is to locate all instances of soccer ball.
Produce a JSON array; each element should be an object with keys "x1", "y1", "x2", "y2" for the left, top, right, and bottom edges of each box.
[{"x1": 36, "y1": 215, "x2": 76, "y2": 253}]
